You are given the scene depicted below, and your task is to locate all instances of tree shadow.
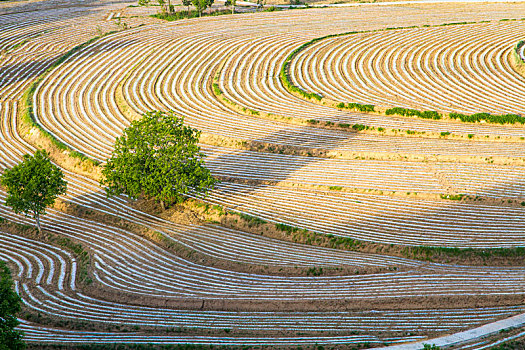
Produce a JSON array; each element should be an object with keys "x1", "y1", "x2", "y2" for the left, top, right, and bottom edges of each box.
[{"x1": 198, "y1": 123, "x2": 525, "y2": 249}]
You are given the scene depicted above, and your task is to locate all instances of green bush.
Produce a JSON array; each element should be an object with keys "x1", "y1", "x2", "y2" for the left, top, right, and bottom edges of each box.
[
  {"x1": 385, "y1": 107, "x2": 441, "y2": 120},
  {"x1": 352, "y1": 124, "x2": 368, "y2": 131},
  {"x1": 449, "y1": 112, "x2": 525, "y2": 125},
  {"x1": 306, "y1": 266, "x2": 324, "y2": 276},
  {"x1": 337, "y1": 102, "x2": 375, "y2": 112}
]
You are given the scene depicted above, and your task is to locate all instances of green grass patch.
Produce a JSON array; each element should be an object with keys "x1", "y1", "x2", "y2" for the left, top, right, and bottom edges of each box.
[
  {"x1": 52, "y1": 236, "x2": 92, "y2": 285},
  {"x1": 405, "y1": 245, "x2": 525, "y2": 260},
  {"x1": 238, "y1": 212, "x2": 267, "y2": 226},
  {"x1": 212, "y1": 83, "x2": 222, "y2": 96},
  {"x1": 275, "y1": 222, "x2": 301, "y2": 234},
  {"x1": 306, "y1": 266, "x2": 323, "y2": 276},
  {"x1": 225, "y1": 210, "x2": 525, "y2": 263}
]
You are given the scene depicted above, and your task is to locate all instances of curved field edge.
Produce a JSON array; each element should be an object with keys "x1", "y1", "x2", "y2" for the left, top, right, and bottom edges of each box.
[
  {"x1": 279, "y1": 18, "x2": 525, "y2": 126},
  {"x1": 15, "y1": 45, "x2": 525, "y2": 265},
  {"x1": 20, "y1": 30, "x2": 128, "y2": 169},
  {"x1": 28, "y1": 28, "x2": 525, "y2": 171},
  {"x1": 184, "y1": 202, "x2": 525, "y2": 266},
  {"x1": 511, "y1": 39, "x2": 525, "y2": 77},
  {"x1": 212, "y1": 56, "x2": 525, "y2": 143}
]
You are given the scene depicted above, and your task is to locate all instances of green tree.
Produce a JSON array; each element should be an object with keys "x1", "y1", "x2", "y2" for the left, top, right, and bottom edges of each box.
[
  {"x1": 101, "y1": 111, "x2": 216, "y2": 210},
  {"x1": 157, "y1": 0, "x2": 167, "y2": 13},
  {"x1": 182, "y1": 0, "x2": 191, "y2": 15},
  {"x1": 192, "y1": 0, "x2": 214, "y2": 16},
  {"x1": 0, "y1": 261, "x2": 25, "y2": 350},
  {"x1": 257, "y1": 0, "x2": 265, "y2": 10},
  {"x1": 224, "y1": 0, "x2": 236, "y2": 13},
  {"x1": 423, "y1": 345, "x2": 441, "y2": 350},
  {"x1": 0, "y1": 150, "x2": 67, "y2": 235}
]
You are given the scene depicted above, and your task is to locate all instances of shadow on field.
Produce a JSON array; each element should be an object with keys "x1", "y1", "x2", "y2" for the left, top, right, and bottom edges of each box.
[{"x1": 197, "y1": 119, "x2": 525, "y2": 248}]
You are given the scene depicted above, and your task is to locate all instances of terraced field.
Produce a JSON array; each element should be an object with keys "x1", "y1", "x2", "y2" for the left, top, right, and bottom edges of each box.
[{"x1": 2, "y1": 0, "x2": 525, "y2": 348}]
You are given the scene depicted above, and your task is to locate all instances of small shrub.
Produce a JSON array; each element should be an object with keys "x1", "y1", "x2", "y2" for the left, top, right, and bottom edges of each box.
[
  {"x1": 306, "y1": 266, "x2": 324, "y2": 276},
  {"x1": 440, "y1": 193, "x2": 464, "y2": 200},
  {"x1": 212, "y1": 83, "x2": 222, "y2": 96},
  {"x1": 352, "y1": 124, "x2": 368, "y2": 131}
]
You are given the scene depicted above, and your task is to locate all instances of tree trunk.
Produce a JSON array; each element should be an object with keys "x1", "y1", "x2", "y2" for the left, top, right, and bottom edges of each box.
[
  {"x1": 167, "y1": 0, "x2": 171, "y2": 13},
  {"x1": 160, "y1": 200, "x2": 165, "y2": 211},
  {"x1": 35, "y1": 213, "x2": 41, "y2": 235},
  {"x1": 232, "y1": 3, "x2": 234, "y2": 14}
]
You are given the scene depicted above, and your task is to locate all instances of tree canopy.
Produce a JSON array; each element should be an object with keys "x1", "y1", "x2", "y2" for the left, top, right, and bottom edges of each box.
[
  {"x1": 101, "y1": 111, "x2": 216, "y2": 208},
  {"x1": 192, "y1": 0, "x2": 214, "y2": 16},
  {"x1": 224, "y1": 0, "x2": 236, "y2": 14},
  {"x1": 182, "y1": 0, "x2": 192, "y2": 13},
  {"x1": 0, "y1": 150, "x2": 67, "y2": 234},
  {"x1": 0, "y1": 261, "x2": 25, "y2": 350}
]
